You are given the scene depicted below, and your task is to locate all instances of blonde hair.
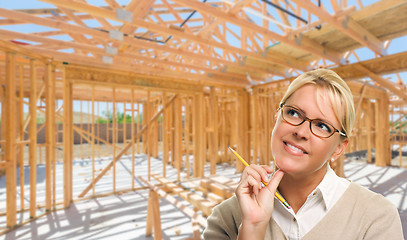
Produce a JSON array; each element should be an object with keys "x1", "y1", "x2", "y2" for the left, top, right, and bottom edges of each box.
[{"x1": 279, "y1": 69, "x2": 355, "y2": 138}]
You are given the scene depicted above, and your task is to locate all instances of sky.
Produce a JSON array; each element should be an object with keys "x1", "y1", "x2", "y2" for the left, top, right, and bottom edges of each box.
[{"x1": 0, "y1": 0, "x2": 406, "y2": 115}]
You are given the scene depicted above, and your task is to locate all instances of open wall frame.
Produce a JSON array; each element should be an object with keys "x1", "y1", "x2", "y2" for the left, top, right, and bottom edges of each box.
[{"x1": 0, "y1": 38, "x2": 393, "y2": 233}]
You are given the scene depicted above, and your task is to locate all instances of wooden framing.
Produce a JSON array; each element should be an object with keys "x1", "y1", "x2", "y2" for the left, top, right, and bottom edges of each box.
[
  {"x1": 63, "y1": 66, "x2": 73, "y2": 207},
  {"x1": 0, "y1": 0, "x2": 407, "y2": 236},
  {"x1": 45, "y1": 63, "x2": 55, "y2": 211},
  {"x1": 193, "y1": 93, "x2": 204, "y2": 178},
  {"x1": 141, "y1": 173, "x2": 240, "y2": 239},
  {"x1": 237, "y1": 89, "x2": 251, "y2": 172},
  {"x1": 0, "y1": 1, "x2": 405, "y2": 84},
  {"x1": 140, "y1": 176, "x2": 206, "y2": 239},
  {"x1": 208, "y1": 87, "x2": 219, "y2": 174},
  {"x1": 29, "y1": 59, "x2": 37, "y2": 217},
  {"x1": 5, "y1": 51, "x2": 17, "y2": 227},
  {"x1": 0, "y1": 46, "x2": 401, "y2": 233}
]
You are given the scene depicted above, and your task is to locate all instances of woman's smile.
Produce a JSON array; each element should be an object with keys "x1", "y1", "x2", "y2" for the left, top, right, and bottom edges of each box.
[{"x1": 283, "y1": 141, "x2": 308, "y2": 155}]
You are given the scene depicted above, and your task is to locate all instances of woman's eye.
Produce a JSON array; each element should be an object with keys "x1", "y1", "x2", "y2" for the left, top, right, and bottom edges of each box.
[
  {"x1": 315, "y1": 121, "x2": 332, "y2": 133},
  {"x1": 287, "y1": 109, "x2": 300, "y2": 118}
]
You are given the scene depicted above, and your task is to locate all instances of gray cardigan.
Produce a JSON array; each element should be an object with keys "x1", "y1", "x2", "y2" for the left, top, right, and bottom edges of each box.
[{"x1": 203, "y1": 182, "x2": 403, "y2": 239}]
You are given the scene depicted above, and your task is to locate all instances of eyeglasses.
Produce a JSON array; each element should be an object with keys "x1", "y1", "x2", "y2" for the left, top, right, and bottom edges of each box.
[{"x1": 279, "y1": 104, "x2": 347, "y2": 138}]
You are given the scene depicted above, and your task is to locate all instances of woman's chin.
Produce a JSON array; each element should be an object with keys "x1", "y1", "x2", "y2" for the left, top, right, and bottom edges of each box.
[
  {"x1": 277, "y1": 167, "x2": 297, "y2": 175},
  {"x1": 275, "y1": 160, "x2": 300, "y2": 174}
]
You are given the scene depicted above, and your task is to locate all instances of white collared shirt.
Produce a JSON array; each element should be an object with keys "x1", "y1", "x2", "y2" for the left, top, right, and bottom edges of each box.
[{"x1": 272, "y1": 165, "x2": 350, "y2": 240}]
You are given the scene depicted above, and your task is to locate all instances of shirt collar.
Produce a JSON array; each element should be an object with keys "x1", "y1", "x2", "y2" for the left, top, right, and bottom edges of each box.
[
  {"x1": 310, "y1": 164, "x2": 340, "y2": 210},
  {"x1": 275, "y1": 164, "x2": 348, "y2": 213}
]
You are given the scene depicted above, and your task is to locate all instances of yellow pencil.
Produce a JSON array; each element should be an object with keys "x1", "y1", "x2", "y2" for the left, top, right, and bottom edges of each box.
[{"x1": 229, "y1": 147, "x2": 291, "y2": 209}]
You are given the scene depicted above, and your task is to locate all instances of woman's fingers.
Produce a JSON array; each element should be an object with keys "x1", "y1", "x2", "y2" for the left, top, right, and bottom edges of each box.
[
  {"x1": 265, "y1": 170, "x2": 284, "y2": 193},
  {"x1": 261, "y1": 165, "x2": 274, "y2": 173},
  {"x1": 244, "y1": 166, "x2": 262, "y2": 183},
  {"x1": 238, "y1": 165, "x2": 281, "y2": 197},
  {"x1": 256, "y1": 170, "x2": 285, "y2": 215},
  {"x1": 246, "y1": 175, "x2": 260, "y2": 195},
  {"x1": 236, "y1": 166, "x2": 284, "y2": 227},
  {"x1": 246, "y1": 164, "x2": 271, "y2": 184}
]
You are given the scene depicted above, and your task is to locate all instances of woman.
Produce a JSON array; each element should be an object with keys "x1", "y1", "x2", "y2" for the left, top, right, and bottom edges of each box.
[{"x1": 203, "y1": 69, "x2": 403, "y2": 239}]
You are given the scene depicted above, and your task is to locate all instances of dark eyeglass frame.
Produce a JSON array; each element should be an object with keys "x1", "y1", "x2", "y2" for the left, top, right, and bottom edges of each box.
[{"x1": 279, "y1": 104, "x2": 347, "y2": 138}]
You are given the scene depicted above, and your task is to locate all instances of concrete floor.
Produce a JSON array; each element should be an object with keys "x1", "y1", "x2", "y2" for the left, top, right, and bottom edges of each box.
[{"x1": 0, "y1": 155, "x2": 406, "y2": 239}]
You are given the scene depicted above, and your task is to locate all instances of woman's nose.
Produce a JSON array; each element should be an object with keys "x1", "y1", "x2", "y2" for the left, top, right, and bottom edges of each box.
[{"x1": 294, "y1": 120, "x2": 311, "y2": 139}]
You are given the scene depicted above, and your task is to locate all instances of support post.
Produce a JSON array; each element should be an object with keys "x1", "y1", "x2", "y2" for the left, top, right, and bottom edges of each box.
[
  {"x1": 91, "y1": 86, "x2": 95, "y2": 195},
  {"x1": 29, "y1": 59, "x2": 37, "y2": 218},
  {"x1": 163, "y1": 93, "x2": 168, "y2": 178},
  {"x1": 366, "y1": 101, "x2": 372, "y2": 163},
  {"x1": 193, "y1": 93, "x2": 204, "y2": 177},
  {"x1": 145, "y1": 190, "x2": 162, "y2": 239},
  {"x1": 252, "y1": 91, "x2": 259, "y2": 165},
  {"x1": 63, "y1": 67, "x2": 73, "y2": 207},
  {"x1": 45, "y1": 63, "x2": 55, "y2": 211},
  {"x1": 174, "y1": 96, "x2": 182, "y2": 181},
  {"x1": 18, "y1": 64, "x2": 24, "y2": 211},
  {"x1": 112, "y1": 87, "x2": 116, "y2": 192},
  {"x1": 237, "y1": 89, "x2": 250, "y2": 172},
  {"x1": 375, "y1": 92, "x2": 390, "y2": 166},
  {"x1": 5, "y1": 51, "x2": 17, "y2": 227},
  {"x1": 131, "y1": 89, "x2": 135, "y2": 189},
  {"x1": 208, "y1": 87, "x2": 219, "y2": 174}
]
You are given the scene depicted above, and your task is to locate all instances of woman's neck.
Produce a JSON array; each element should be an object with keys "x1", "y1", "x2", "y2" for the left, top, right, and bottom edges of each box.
[{"x1": 278, "y1": 168, "x2": 327, "y2": 213}]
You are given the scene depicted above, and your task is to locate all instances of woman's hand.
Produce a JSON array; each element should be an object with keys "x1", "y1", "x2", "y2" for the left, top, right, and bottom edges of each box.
[{"x1": 236, "y1": 165, "x2": 284, "y2": 239}]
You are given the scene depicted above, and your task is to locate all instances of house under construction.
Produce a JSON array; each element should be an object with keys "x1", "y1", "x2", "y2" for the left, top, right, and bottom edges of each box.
[{"x1": 0, "y1": 0, "x2": 406, "y2": 239}]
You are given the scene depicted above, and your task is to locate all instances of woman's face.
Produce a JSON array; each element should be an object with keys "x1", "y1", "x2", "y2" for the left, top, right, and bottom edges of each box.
[{"x1": 271, "y1": 84, "x2": 348, "y2": 179}]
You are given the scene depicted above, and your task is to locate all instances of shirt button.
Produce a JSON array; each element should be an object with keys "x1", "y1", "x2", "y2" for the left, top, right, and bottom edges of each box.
[
  {"x1": 313, "y1": 191, "x2": 317, "y2": 196},
  {"x1": 293, "y1": 218, "x2": 297, "y2": 222}
]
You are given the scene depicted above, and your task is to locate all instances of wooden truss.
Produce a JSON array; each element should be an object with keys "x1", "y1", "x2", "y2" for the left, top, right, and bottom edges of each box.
[
  {"x1": 0, "y1": 0, "x2": 407, "y2": 236},
  {"x1": 0, "y1": 0, "x2": 406, "y2": 88}
]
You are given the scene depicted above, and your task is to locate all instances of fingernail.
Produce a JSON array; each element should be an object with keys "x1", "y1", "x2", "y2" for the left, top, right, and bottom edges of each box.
[{"x1": 264, "y1": 175, "x2": 269, "y2": 182}]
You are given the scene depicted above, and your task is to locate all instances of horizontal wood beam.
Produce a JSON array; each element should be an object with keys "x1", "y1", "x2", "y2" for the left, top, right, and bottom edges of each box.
[
  {"x1": 335, "y1": 52, "x2": 407, "y2": 80},
  {"x1": 65, "y1": 65, "x2": 207, "y2": 93},
  {"x1": 354, "y1": 63, "x2": 407, "y2": 101}
]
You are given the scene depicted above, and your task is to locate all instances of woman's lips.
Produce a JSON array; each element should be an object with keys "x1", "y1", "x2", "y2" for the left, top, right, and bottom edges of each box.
[{"x1": 283, "y1": 141, "x2": 308, "y2": 155}]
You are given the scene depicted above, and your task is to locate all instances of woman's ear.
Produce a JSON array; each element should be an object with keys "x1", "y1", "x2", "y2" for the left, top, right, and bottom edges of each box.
[{"x1": 330, "y1": 139, "x2": 349, "y2": 162}]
